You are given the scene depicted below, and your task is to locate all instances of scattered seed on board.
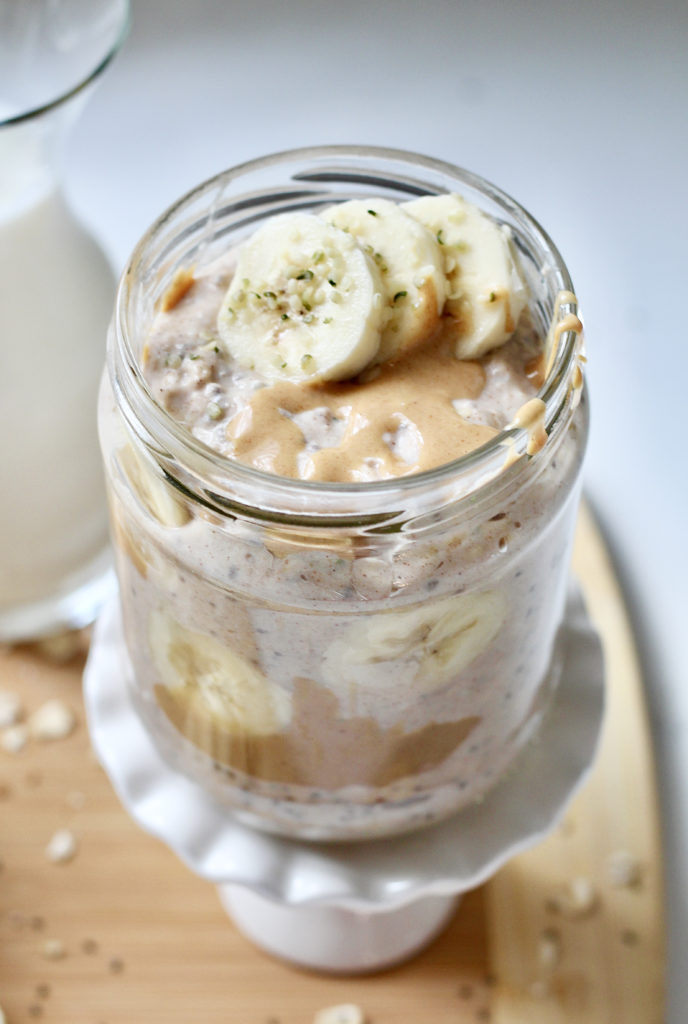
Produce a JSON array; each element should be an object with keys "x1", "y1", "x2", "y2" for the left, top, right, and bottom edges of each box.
[
  {"x1": 1, "y1": 723, "x2": 29, "y2": 753},
  {"x1": 45, "y1": 829, "x2": 78, "y2": 864},
  {"x1": 42, "y1": 939, "x2": 66, "y2": 960},
  {"x1": 66, "y1": 789, "x2": 86, "y2": 810},
  {"x1": 0, "y1": 690, "x2": 23, "y2": 728},
  {"x1": 313, "y1": 1005, "x2": 366, "y2": 1024},
  {"x1": 529, "y1": 979, "x2": 551, "y2": 999},
  {"x1": 551, "y1": 876, "x2": 598, "y2": 919},
  {"x1": 30, "y1": 700, "x2": 75, "y2": 741},
  {"x1": 607, "y1": 849, "x2": 642, "y2": 889},
  {"x1": 538, "y1": 927, "x2": 561, "y2": 969},
  {"x1": 33, "y1": 631, "x2": 83, "y2": 664}
]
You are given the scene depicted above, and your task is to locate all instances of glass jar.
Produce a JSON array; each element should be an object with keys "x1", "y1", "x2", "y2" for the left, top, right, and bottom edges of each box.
[
  {"x1": 0, "y1": 0, "x2": 130, "y2": 641},
  {"x1": 99, "y1": 146, "x2": 588, "y2": 841}
]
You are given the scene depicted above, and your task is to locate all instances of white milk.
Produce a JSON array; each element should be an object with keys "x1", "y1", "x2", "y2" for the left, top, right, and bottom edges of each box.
[{"x1": 0, "y1": 182, "x2": 114, "y2": 613}]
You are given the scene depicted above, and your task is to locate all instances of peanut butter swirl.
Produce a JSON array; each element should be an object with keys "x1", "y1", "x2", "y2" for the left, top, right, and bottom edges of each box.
[
  {"x1": 144, "y1": 246, "x2": 547, "y2": 484},
  {"x1": 227, "y1": 323, "x2": 496, "y2": 481}
]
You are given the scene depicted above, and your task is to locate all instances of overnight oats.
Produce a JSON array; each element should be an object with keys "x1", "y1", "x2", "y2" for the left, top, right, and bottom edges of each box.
[{"x1": 98, "y1": 147, "x2": 588, "y2": 840}]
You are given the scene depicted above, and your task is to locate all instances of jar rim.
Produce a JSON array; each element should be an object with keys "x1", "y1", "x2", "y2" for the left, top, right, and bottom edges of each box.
[{"x1": 111, "y1": 145, "x2": 582, "y2": 522}]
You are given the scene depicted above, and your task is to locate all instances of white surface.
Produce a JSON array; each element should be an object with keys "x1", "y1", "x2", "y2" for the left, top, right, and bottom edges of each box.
[
  {"x1": 83, "y1": 587, "x2": 603, "y2": 918},
  {"x1": 66, "y1": 0, "x2": 686, "y2": 1006},
  {"x1": 218, "y1": 886, "x2": 460, "y2": 973}
]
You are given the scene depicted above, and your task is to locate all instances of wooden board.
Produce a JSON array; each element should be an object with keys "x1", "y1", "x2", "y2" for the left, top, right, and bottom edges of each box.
[
  {"x1": 486, "y1": 503, "x2": 665, "y2": 1021},
  {"x1": 0, "y1": 505, "x2": 664, "y2": 1023}
]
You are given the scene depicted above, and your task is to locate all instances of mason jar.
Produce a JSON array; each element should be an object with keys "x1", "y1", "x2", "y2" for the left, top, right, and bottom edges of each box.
[{"x1": 98, "y1": 146, "x2": 588, "y2": 841}]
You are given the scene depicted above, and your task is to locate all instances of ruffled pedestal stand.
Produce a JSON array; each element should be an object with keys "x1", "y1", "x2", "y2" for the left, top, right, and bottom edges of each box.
[{"x1": 84, "y1": 588, "x2": 604, "y2": 973}]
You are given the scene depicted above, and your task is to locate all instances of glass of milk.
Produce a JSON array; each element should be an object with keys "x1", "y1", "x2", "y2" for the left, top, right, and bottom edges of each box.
[{"x1": 0, "y1": 0, "x2": 130, "y2": 641}]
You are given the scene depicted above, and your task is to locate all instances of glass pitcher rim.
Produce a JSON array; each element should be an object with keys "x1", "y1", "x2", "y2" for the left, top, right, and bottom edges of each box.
[{"x1": 0, "y1": 0, "x2": 130, "y2": 129}]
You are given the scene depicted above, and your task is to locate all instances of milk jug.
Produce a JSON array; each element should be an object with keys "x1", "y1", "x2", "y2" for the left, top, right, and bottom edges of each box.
[{"x1": 0, "y1": 0, "x2": 129, "y2": 640}]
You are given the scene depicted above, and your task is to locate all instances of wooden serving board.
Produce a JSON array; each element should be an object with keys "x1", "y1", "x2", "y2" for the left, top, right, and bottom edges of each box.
[{"x1": 0, "y1": 505, "x2": 664, "y2": 1024}]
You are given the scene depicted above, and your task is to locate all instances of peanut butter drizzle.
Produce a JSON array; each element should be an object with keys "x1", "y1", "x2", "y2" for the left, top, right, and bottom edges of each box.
[
  {"x1": 227, "y1": 322, "x2": 496, "y2": 482},
  {"x1": 543, "y1": 290, "x2": 583, "y2": 380},
  {"x1": 504, "y1": 290, "x2": 584, "y2": 463},
  {"x1": 513, "y1": 397, "x2": 548, "y2": 456},
  {"x1": 159, "y1": 267, "x2": 196, "y2": 313},
  {"x1": 155, "y1": 677, "x2": 481, "y2": 788}
]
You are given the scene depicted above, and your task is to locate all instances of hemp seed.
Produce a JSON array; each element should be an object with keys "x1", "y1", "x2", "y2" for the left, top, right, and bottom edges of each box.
[
  {"x1": 45, "y1": 829, "x2": 77, "y2": 864},
  {"x1": 313, "y1": 1006, "x2": 366, "y2": 1024}
]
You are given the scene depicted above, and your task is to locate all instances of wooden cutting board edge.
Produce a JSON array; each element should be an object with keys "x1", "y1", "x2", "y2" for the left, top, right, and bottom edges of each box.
[{"x1": 484, "y1": 501, "x2": 666, "y2": 1022}]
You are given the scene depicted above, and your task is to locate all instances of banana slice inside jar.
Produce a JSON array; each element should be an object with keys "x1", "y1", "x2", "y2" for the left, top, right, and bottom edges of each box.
[
  {"x1": 322, "y1": 198, "x2": 447, "y2": 362},
  {"x1": 149, "y1": 611, "x2": 292, "y2": 742},
  {"x1": 117, "y1": 443, "x2": 190, "y2": 528},
  {"x1": 403, "y1": 193, "x2": 527, "y2": 358},
  {"x1": 329, "y1": 589, "x2": 505, "y2": 693},
  {"x1": 215, "y1": 195, "x2": 528, "y2": 389},
  {"x1": 216, "y1": 212, "x2": 386, "y2": 383}
]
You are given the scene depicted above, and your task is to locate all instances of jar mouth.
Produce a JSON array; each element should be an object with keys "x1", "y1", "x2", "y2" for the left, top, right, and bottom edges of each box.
[
  {"x1": 0, "y1": 0, "x2": 130, "y2": 127},
  {"x1": 112, "y1": 145, "x2": 582, "y2": 522}
]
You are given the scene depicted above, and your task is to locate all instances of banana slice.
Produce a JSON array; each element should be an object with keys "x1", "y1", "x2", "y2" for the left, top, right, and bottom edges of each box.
[
  {"x1": 331, "y1": 589, "x2": 504, "y2": 693},
  {"x1": 322, "y1": 198, "x2": 447, "y2": 361},
  {"x1": 150, "y1": 611, "x2": 292, "y2": 740},
  {"x1": 216, "y1": 212, "x2": 385, "y2": 383},
  {"x1": 117, "y1": 443, "x2": 190, "y2": 527},
  {"x1": 403, "y1": 194, "x2": 527, "y2": 359}
]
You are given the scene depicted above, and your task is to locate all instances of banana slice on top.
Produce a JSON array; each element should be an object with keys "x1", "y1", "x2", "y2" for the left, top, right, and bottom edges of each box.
[
  {"x1": 333, "y1": 589, "x2": 504, "y2": 693},
  {"x1": 150, "y1": 611, "x2": 292, "y2": 740},
  {"x1": 404, "y1": 194, "x2": 528, "y2": 359},
  {"x1": 323, "y1": 198, "x2": 447, "y2": 362},
  {"x1": 216, "y1": 212, "x2": 385, "y2": 383}
]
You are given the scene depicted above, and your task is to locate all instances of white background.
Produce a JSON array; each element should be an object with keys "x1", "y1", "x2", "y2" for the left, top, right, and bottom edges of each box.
[{"x1": 65, "y1": 0, "x2": 687, "y2": 1014}]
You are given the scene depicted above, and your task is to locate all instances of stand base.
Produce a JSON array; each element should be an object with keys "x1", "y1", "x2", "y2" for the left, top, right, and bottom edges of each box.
[{"x1": 218, "y1": 885, "x2": 459, "y2": 973}]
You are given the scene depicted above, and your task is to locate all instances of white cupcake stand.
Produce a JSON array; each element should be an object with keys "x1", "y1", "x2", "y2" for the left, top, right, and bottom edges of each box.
[{"x1": 83, "y1": 587, "x2": 604, "y2": 973}]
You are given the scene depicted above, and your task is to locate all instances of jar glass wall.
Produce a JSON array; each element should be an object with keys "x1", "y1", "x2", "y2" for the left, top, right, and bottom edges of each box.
[{"x1": 99, "y1": 147, "x2": 588, "y2": 840}]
